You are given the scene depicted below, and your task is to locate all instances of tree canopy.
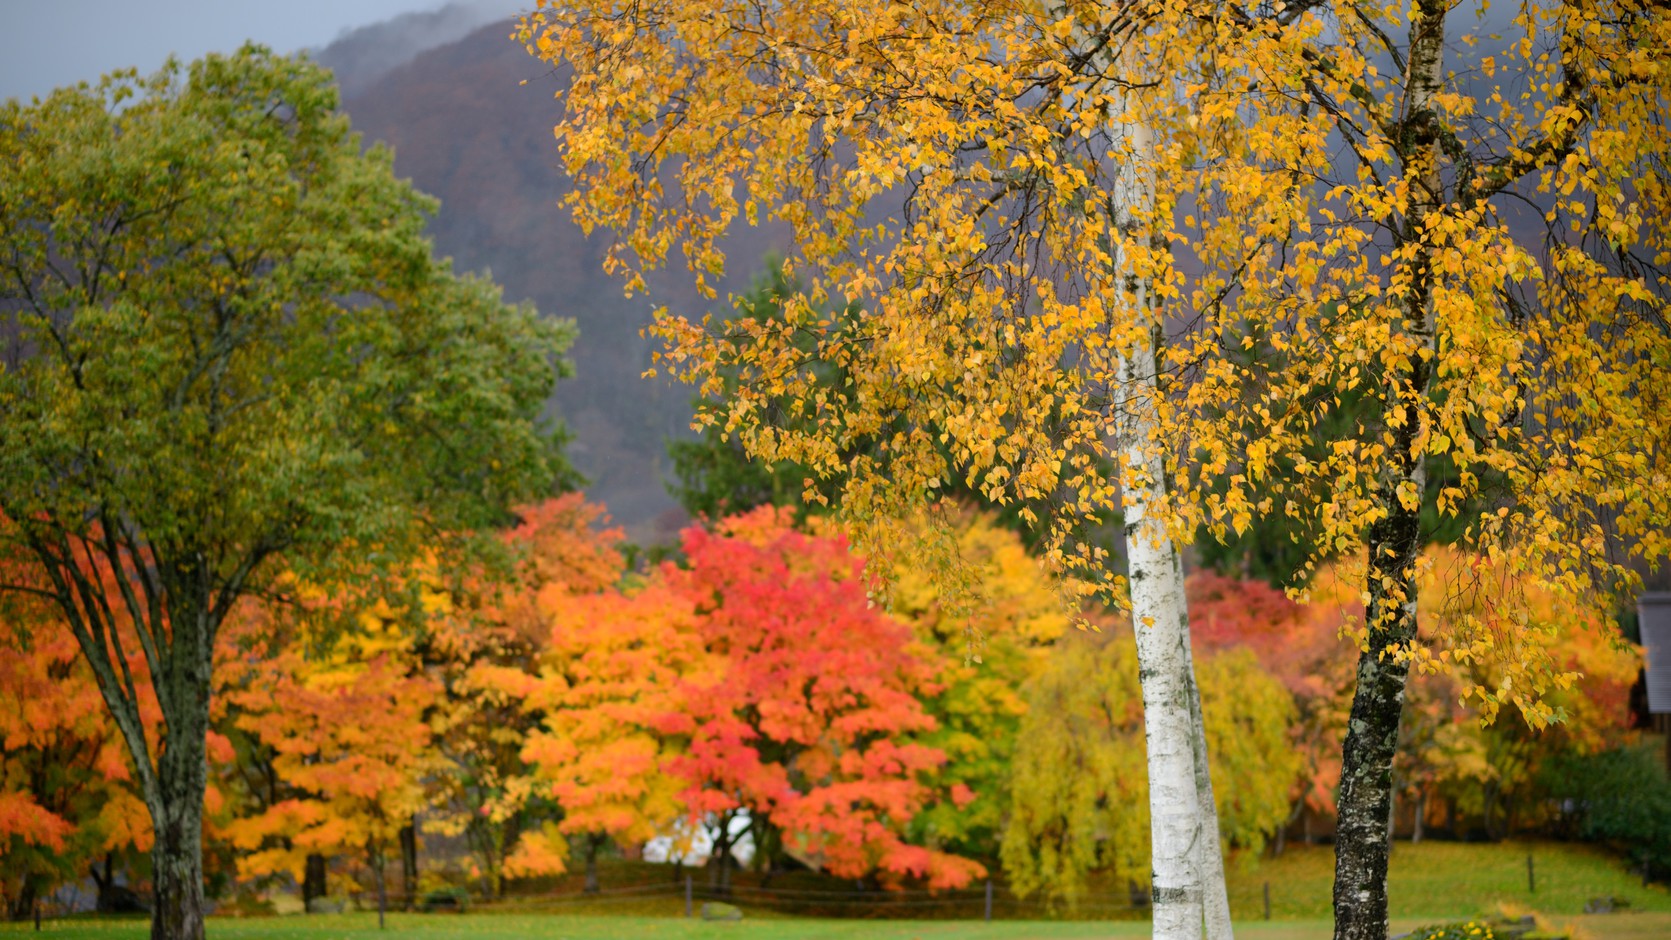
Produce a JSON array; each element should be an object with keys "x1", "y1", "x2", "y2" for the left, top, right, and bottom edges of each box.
[
  {"x1": 520, "y1": 2, "x2": 1670, "y2": 935},
  {"x1": 0, "y1": 44, "x2": 573, "y2": 940}
]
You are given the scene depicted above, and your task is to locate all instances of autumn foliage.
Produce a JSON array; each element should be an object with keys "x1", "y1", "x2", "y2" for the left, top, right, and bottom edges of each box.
[
  {"x1": 660, "y1": 509, "x2": 980, "y2": 888},
  {"x1": 2, "y1": 497, "x2": 1649, "y2": 913},
  {"x1": 0, "y1": 592, "x2": 151, "y2": 919}
]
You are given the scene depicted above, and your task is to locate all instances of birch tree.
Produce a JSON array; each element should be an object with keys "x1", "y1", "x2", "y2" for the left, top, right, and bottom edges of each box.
[{"x1": 521, "y1": 2, "x2": 1238, "y2": 935}]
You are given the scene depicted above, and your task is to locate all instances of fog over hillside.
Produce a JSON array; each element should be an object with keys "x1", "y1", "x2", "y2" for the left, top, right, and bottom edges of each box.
[
  {"x1": 318, "y1": 7, "x2": 786, "y2": 543},
  {"x1": 314, "y1": 1, "x2": 523, "y2": 98}
]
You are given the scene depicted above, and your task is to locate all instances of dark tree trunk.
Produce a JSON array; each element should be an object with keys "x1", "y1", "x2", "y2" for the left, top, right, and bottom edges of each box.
[
  {"x1": 8, "y1": 880, "x2": 36, "y2": 922},
  {"x1": 752, "y1": 813, "x2": 781, "y2": 887},
  {"x1": 1330, "y1": 0, "x2": 1445, "y2": 929},
  {"x1": 1331, "y1": 499, "x2": 1423, "y2": 940},
  {"x1": 583, "y1": 835, "x2": 603, "y2": 894},
  {"x1": 399, "y1": 819, "x2": 418, "y2": 911},
  {"x1": 1274, "y1": 799, "x2": 1302, "y2": 857},
  {"x1": 1387, "y1": 779, "x2": 1399, "y2": 854},
  {"x1": 1412, "y1": 789, "x2": 1428, "y2": 843},
  {"x1": 708, "y1": 817, "x2": 734, "y2": 895},
  {"x1": 303, "y1": 854, "x2": 328, "y2": 908},
  {"x1": 371, "y1": 846, "x2": 387, "y2": 931},
  {"x1": 91, "y1": 853, "x2": 115, "y2": 913},
  {"x1": 148, "y1": 639, "x2": 213, "y2": 940},
  {"x1": 1484, "y1": 784, "x2": 1503, "y2": 841}
]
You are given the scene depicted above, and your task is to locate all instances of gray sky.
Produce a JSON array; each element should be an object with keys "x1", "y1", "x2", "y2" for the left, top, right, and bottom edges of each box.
[{"x1": 0, "y1": 0, "x2": 498, "y2": 102}]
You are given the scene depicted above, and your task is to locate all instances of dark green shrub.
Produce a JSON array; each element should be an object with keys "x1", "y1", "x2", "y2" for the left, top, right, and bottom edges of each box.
[
  {"x1": 419, "y1": 887, "x2": 471, "y2": 914},
  {"x1": 1539, "y1": 742, "x2": 1671, "y2": 881}
]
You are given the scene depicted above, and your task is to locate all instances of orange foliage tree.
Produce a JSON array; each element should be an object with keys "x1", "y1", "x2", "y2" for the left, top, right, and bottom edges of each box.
[
  {"x1": 225, "y1": 641, "x2": 440, "y2": 927},
  {"x1": 1303, "y1": 549, "x2": 1642, "y2": 841},
  {"x1": 1191, "y1": 552, "x2": 1643, "y2": 845},
  {"x1": 1, "y1": 587, "x2": 151, "y2": 920},
  {"x1": 516, "y1": 582, "x2": 708, "y2": 891},
  {"x1": 1188, "y1": 573, "x2": 1353, "y2": 843},
  {"x1": 431, "y1": 494, "x2": 632, "y2": 897}
]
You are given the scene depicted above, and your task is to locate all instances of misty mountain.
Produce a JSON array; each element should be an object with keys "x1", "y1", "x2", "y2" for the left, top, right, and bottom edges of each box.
[
  {"x1": 320, "y1": 9, "x2": 785, "y2": 543},
  {"x1": 313, "y1": 1, "x2": 523, "y2": 99}
]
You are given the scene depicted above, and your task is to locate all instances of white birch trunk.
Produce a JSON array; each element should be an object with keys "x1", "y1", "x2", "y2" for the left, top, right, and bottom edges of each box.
[
  {"x1": 1116, "y1": 336, "x2": 1203, "y2": 940},
  {"x1": 1112, "y1": 113, "x2": 1233, "y2": 940},
  {"x1": 1064, "y1": 5, "x2": 1232, "y2": 931},
  {"x1": 1185, "y1": 633, "x2": 1234, "y2": 940}
]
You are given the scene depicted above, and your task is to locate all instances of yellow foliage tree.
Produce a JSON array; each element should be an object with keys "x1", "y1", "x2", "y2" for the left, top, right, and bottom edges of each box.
[
  {"x1": 1157, "y1": 5, "x2": 1671, "y2": 933},
  {"x1": 518, "y1": 4, "x2": 1239, "y2": 932},
  {"x1": 888, "y1": 507, "x2": 1069, "y2": 860},
  {"x1": 519, "y1": 3, "x2": 1670, "y2": 937},
  {"x1": 1001, "y1": 628, "x2": 1297, "y2": 910}
]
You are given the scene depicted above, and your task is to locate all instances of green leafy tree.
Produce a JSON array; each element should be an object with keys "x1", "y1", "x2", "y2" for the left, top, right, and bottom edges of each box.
[
  {"x1": 999, "y1": 628, "x2": 1148, "y2": 911},
  {"x1": 0, "y1": 46, "x2": 571, "y2": 940},
  {"x1": 1540, "y1": 743, "x2": 1671, "y2": 881},
  {"x1": 665, "y1": 262, "x2": 836, "y2": 521}
]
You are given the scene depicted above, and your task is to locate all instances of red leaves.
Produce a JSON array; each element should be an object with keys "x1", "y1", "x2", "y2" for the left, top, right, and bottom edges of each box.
[
  {"x1": 519, "y1": 505, "x2": 982, "y2": 885},
  {"x1": 657, "y1": 507, "x2": 979, "y2": 886}
]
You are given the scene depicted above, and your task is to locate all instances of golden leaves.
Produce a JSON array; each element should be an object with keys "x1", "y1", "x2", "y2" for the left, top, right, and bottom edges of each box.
[{"x1": 521, "y1": 0, "x2": 1671, "y2": 707}]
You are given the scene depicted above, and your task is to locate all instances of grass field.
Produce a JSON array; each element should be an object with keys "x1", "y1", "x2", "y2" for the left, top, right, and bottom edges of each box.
[
  {"x1": 1224, "y1": 839, "x2": 1671, "y2": 920},
  {"x1": 6, "y1": 840, "x2": 1666, "y2": 939},
  {"x1": 8, "y1": 912, "x2": 1671, "y2": 940}
]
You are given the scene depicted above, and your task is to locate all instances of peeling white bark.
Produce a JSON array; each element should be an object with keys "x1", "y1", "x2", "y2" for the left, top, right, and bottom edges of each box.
[
  {"x1": 1117, "y1": 334, "x2": 1209, "y2": 940},
  {"x1": 1111, "y1": 118, "x2": 1230, "y2": 940},
  {"x1": 1065, "y1": 8, "x2": 1230, "y2": 934},
  {"x1": 1186, "y1": 636, "x2": 1234, "y2": 940}
]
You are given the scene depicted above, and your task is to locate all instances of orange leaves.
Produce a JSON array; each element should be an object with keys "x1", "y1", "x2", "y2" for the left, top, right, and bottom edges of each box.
[
  {"x1": 502, "y1": 824, "x2": 569, "y2": 879},
  {"x1": 226, "y1": 648, "x2": 441, "y2": 880},
  {"x1": 515, "y1": 504, "x2": 983, "y2": 884},
  {"x1": 1195, "y1": 549, "x2": 1644, "y2": 824},
  {"x1": 0, "y1": 583, "x2": 151, "y2": 895},
  {"x1": 0, "y1": 791, "x2": 72, "y2": 852},
  {"x1": 521, "y1": 580, "x2": 703, "y2": 847}
]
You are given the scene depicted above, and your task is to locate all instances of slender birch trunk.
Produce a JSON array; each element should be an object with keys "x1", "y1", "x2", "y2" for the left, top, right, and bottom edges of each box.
[
  {"x1": 1116, "y1": 351, "x2": 1204, "y2": 940},
  {"x1": 1184, "y1": 637, "x2": 1233, "y2": 940},
  {"x1": 1111, "y1": 117, "x2": 1231, "y2": 940}
]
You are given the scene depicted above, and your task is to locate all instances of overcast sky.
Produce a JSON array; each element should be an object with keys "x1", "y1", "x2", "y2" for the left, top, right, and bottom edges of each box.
[{"x1": 0, "y1": 0, "x2": 518, "y2": 103}]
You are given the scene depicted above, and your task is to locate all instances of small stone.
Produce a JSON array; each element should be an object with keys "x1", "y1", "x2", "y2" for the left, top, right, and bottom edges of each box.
[
  {"x1": 1582, "y1": 895, "x2": 1629, "y2": 914},
  {"x1": 701, "y1": 900, "x2": 743, "y2": 921}
]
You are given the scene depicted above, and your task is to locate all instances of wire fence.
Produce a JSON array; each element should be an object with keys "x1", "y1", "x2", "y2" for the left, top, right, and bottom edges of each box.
[{"x1": 500, "y1": 875, "x2": 1156, "y2": 921}]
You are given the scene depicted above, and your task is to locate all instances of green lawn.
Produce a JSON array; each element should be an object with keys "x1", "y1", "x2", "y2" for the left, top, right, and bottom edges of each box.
[
  {"x1": 7, "y1": 912, "x2": 1671, "y2": 939},
  {"x1": 1225, "y1": 839, "x2": 1671, "y2": 920},
  {"x1": 7, "y1": 840, "x2": 1667, "y2": 939}
]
